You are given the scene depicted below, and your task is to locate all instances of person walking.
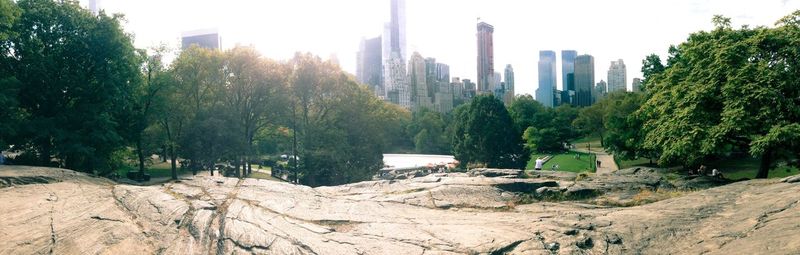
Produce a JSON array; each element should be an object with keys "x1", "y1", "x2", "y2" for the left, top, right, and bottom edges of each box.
[{"x1": 596, "y1": 160, "x2": 602, "y2": 168}]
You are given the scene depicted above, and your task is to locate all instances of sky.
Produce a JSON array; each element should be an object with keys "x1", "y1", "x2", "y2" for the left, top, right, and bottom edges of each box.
[{"x1": 81, "y1": 0, "x2": 799, "y2": 96}]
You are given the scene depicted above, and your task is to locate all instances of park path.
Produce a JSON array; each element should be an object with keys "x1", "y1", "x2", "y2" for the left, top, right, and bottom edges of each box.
[{"x1": 573, "y1": 149, "x2": 619, "y2": 175}]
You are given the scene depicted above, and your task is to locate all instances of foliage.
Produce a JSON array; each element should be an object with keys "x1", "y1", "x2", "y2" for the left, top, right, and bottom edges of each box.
[
  {"x1": 573, "y1": 100, "x2": 607, "y2": 146},
  {"x1": 451, "y1": 94, "x2": 526, "y2": 169},
  {"x1": 289, "y1": 53, "x2": 390, "y2": 186},
  {"x1": 638, "y1": 13, "x2": 800, "y2": 178},
  {"x1": 507, "y1": 95, "x2": 549, "y2": 134},
  {"x1": 407, "y1": 108, "x2": 449, "y2": 154},
  {"x1": 5, "y1": 0, "x2": 141, "y2": 174}
]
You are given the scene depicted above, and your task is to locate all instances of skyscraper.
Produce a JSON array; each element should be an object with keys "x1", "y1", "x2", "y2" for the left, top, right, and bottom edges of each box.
[
  {"x1": 476, "y1": 22, "x2": 494, "y2": 94},
  {"x1": 536, "y1": 51, "x2": 557, "y2": 108},
  {"x1": 574, "y1": 54, "x2": 595, "y2": 107},
  {"x1": 89, "y1": 0, "x2": 99, "y2": 14},
  {"x1": 503, "y1": 64, "x2": 515, "y2": 105},
  {"x1": 462, "y1": 79, "x2": 476, "y2": 99},
  {"x1": 607, "y1": 59, "x2": 627, "y2": 92},
  {"x1": 408, "y1": 52, "x2": 431, "y2": 110},
  {"x1": 452, "y1": 77, "x2": 464, "y2": 106},
  {"x1": 492, "y1": 72, "x2": 503, "y2": 99},
  {"x1": 382, "y1": 0, "x2": 410, "y2": 108},
  {"x1": 594, "y1": 80, "x2": 608, "y2": 102},
  {"x1": 181, "y1": 29, "x2": 221, "y2": 50},
  {"x1": 561, "y1": 50, "x2": 577, "y2": 105},
  {"x1": 356, "y1": 36, "x2": 383, "y2": 96},
  {"x1": 632, "y1": 78, "x2": 642, "y2": 93},
  {"x1": 561, "y1": 50, "x2": 577, "y2": 90},
  {"x1": 383, "y1": 0, "x2": 406, "y2": 61}
]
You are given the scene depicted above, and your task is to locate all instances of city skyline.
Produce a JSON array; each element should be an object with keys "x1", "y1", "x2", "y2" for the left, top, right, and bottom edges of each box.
[{"x1": 80, "y1": 0, "x2": 799, "y2": 96}]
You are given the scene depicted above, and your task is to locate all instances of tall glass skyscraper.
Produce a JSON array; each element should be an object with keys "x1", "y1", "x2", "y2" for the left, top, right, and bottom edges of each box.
[
  {"x1": 357, "y1": 36, "x2": 383, "y2": 96},
  {"x1": 561, "y1": 50, "x2": 577, "y2": 105},
  {"x1": 536, "y1": 51, "x2": 557, "y2": 108},
  {"x1": 382, "y1": 0, "x2": 410, "y2": 108},
  {"x1": 574, "y1": 54, "x2": 595, "y2": 107},
  {"x1": 561, "y1": 50, "x2": 577, "y2": 91},
  {"x1": 476, "y1": 22, "x2": 494, "y2": 94}
]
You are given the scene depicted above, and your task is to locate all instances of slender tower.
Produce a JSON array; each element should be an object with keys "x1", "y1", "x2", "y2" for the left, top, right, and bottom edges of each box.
[{"x1": 476, "y1": 21, "x2": 494, "y2": 94}]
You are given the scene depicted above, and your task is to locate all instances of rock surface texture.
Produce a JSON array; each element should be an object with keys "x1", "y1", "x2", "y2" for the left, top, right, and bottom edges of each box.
[{"x1": 1, "y1": 165, "x2": 799, "y2": 255}]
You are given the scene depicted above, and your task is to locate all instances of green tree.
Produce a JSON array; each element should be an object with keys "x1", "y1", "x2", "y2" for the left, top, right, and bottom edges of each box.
[
  {"x1": 602, "y1": 92, "x2": 654, "y2": 162},
  {"x1": 0, "y1": 0, "x2": 21, "y2": 150},
  {"x1": 220, "y1": 46, "x2": 288, "y2": 176},
  {"x1": 452, "y1": 94, "x2": 526, "y2": 168},
  {"x1": 407, "y1": 108, "x2": 449, "y2": 154},
  {"x1": 573, "y1": 100, "x2": 607, "y2": 146},
  {"x1": 523, "y1": 127, "x2": 561, "y2": 153},
  {"x1": 123, "y1": 45, "x2": 171, "y2": 179},
  {"x1": 289, "y1": 53, "x2": 387, "y2": 186},
  {"x1": 638, "y1": 13, "x2": 800, "y2": 178},
  {"x1": 161, "y1": 45, "x2": 225, "y2": 179},
  {"x1": 378, "y1": 102, "x2": 413, "y2": 152},
  {"x1": 640, "y1": 54, "x2": 665, "y2": 92},
  {"x1": 507, "y1": 94, "x2": 549, "y2": 135},
  {"x1": 552, "y1": 105, "x2": 580, "y2": 148},
  {"x1": 9, "y1": 0, "x2": 141, "y2": 174}
]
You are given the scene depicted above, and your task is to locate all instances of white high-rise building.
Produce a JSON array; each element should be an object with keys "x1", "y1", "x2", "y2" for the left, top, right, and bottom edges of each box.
[{"x1": 607, "y1": 59, "x2": 627, "y2": 92}]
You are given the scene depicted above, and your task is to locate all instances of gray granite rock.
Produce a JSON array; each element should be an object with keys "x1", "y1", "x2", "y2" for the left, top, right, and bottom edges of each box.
[{"x1": 1, "y1": 165, "x2": 799, "y2": 254}]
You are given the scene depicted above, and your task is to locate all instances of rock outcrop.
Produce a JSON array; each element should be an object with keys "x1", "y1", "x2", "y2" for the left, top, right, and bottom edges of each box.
[{"x1": 1, "y1": 165, "x2": 799, "y2": 254}]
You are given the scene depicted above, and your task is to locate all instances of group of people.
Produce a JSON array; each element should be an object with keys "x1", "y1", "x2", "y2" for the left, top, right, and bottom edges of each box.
[{"x1": 534, "y1": 157, "x2": 560, "y2": 171}]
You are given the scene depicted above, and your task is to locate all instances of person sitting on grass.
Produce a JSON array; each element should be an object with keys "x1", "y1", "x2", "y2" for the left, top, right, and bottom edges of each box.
[
  {"x1": 698, "y1": 165, "x2": 707, "y2": 175},
  {"x1": 710, "y1": 169, "x2": 724, "y2": 179}
]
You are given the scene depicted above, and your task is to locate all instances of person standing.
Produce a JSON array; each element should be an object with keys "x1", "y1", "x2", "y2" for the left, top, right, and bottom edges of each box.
[
  {"x1": 596, "y1": 160, "x2": 602, "y2": 168},
  {"x1": 534, "y1": 158, "x2": 544, "y2": 171}
]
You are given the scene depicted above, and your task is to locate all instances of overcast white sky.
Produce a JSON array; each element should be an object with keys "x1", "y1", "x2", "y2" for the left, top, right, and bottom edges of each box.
[{"x1": 81, "y1": 0, "x2": 798, "y2": 95}]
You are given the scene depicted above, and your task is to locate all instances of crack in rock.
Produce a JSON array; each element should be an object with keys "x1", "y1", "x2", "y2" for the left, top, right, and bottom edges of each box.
[{"x1": 90, "y1": 215, "x2": 125, "y2": 223}]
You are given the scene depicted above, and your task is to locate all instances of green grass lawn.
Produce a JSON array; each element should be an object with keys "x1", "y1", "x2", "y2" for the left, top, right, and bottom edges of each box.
[
  {"x1": 117, "y1": 161, "x2": 188, "y2": 179},
  {"x1": 250, "y1": 171, "x2": 284, "y2": 181},
  {"x1": 704, "y1": 156, "x2": 800, "y2": 180},
  {"x1": 571, "y1": 136, "x2": 605, "y2": 153},
  {"x1": 528, "y1": 151, "x2": 596, "y2": 173}
]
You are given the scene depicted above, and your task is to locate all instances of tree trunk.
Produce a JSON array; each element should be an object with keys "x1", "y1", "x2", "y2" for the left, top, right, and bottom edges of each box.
[
  {"x1": 599, "y1": 133, "x2": 605, "y2": 147},
  {"x1": 235, "y1": 157, "x2": 241, "y2": 178},
  {"x1": 247, "y1": 161, "x2": 252, "y2": 176},
  {"x1": 756, "y1": 148, "x2": 773, "y2": 179},
  {"x1": 170, "y1": 147, "x2": 178, "y2": 180},
  {"x1": 40, "y1": 140, "x2": 51, "y2": 166},
  {"x1": 136, "y1": 138, "x2": 146, "y2": 178}
]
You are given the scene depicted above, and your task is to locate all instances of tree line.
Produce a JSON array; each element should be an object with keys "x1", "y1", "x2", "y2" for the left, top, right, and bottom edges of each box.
[
  {"x1": 1, "y1": 0, "x2": 798, "y2": 183},
  {"x1": 569, "y1": 13, "x2": 800, "y2": 178},
  {"x1": 0, "y1": 0, "x2": 406, "y2": 186},
  {"x1": 440, "y1": 12, "x2": 800, "y2": 179}
]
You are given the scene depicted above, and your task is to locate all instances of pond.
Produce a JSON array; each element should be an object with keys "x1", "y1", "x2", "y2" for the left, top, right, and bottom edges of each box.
[{"x1": 383, "y1": 154, "x2": 456, "y2": 168}]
